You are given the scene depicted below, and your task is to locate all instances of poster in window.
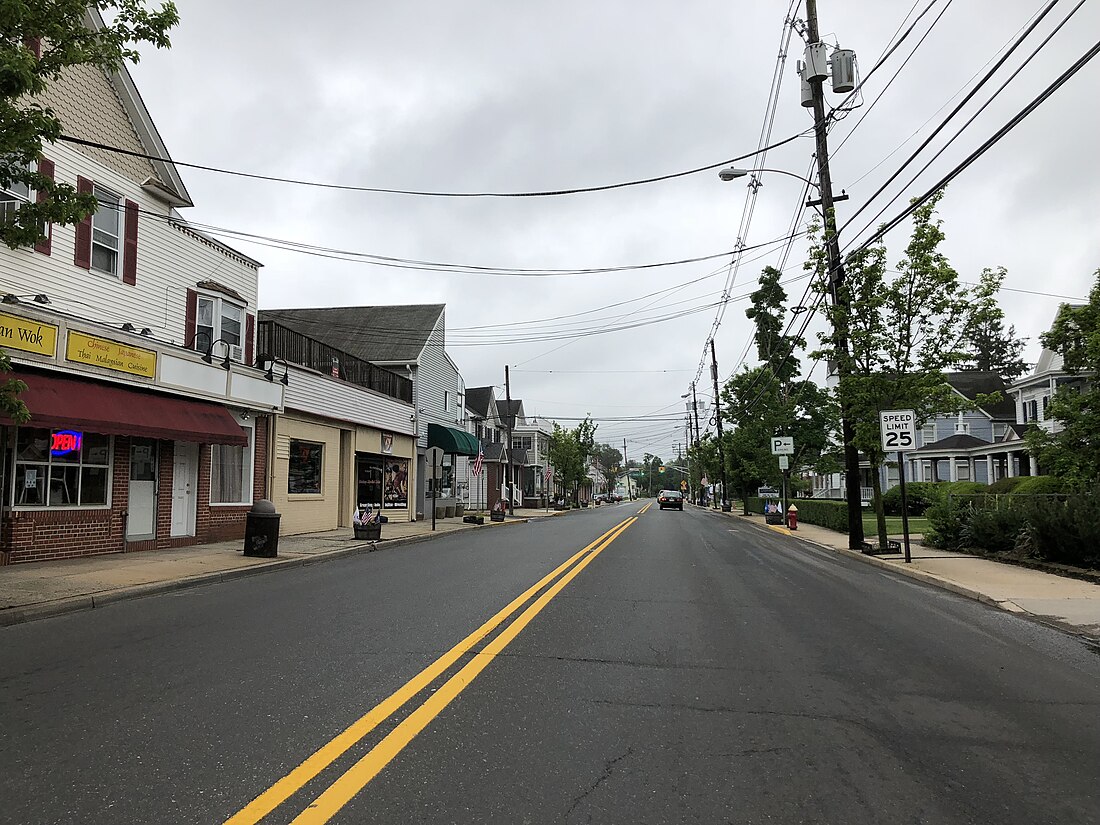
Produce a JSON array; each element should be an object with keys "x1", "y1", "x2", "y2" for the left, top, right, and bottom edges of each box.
[
  {"x1": 381, "y1": 432, "x2": 394, "y2": 455},
  {"x1": 288, "y1": 440, "x2": 323, "y2": 494},
  {"x1": 383, "y1": 458, "x2": 408, "y2": 509}
]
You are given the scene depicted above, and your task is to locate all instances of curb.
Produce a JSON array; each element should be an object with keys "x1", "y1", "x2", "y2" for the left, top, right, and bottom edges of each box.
[
  {"x1": 731, "y1": 512, "x2": 1100, "y2": 642},
  {"x1": 0, "y1": 517, "x2": 533, "y2": 629}
]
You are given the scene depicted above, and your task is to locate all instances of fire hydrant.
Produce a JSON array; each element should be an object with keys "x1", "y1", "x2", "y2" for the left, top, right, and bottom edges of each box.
[{"x1": 787, "y1": 504, "x2": 798, "y2": 531}]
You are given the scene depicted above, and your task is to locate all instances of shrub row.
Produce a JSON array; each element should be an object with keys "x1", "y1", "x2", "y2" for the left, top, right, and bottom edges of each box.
[
  {"x1": 745, "y1": 497, "x2": 849, "y2": 531},
  {"x1": 880, "y1": 477, "x2": 1067, "y2": 516},
  {"x1": 925, "y1": 487, "x2": 1099, "y2": 568}
]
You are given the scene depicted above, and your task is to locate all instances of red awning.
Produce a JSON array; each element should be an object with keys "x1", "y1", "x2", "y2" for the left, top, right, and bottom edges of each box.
[{"x1": 4, "y1": 371, "x2": 249, "y2": 446}]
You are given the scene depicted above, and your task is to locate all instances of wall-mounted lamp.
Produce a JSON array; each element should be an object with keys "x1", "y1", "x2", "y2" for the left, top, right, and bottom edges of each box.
[
  {"x1": 121, "y1": 322, "x2": 136, "y2": 332},
  {"x1": 1, "y1": 294, "x2": 51, "y2": 306},
  {"x1": 202, "y1": 337, "x2": 233, "y2": 371},
  {"x1": 2, "y1": 294, "x2": 19, "y2": 305},
  {"x1": 264, "y1": 356, "x2": 290, "y2": 386},
  {"x1": 139, "y1": 328, "x2": 153, "y2": 336}
]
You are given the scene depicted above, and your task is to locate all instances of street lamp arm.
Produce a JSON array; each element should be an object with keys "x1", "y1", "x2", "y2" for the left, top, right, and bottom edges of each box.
[{"x1": 718, "y1": 166, "x2": 820, "y2": 189}]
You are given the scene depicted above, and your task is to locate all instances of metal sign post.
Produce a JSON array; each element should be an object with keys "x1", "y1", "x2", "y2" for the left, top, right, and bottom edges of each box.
[{"x1": 879, "y1": 411, "x2": 915, "y2": 563}]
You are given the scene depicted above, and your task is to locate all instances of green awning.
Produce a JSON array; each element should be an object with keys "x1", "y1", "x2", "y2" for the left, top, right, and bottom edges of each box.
[{"x1": 427, "y1": 423, "x2": 480, "y2": 456}]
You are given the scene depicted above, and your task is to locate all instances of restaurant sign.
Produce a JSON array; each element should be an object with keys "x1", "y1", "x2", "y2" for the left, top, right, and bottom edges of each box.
[
  {"x1": 0, "y1": 312, "x2": 58, "y2": 357},
  {"x1": 66, "y1": 331, "x2": 157, "y2": 378}
]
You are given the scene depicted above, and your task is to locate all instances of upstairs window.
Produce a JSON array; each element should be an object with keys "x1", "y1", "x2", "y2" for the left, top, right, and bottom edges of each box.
[
  {"x1": 0, "y1": 162, "x2": 31, "y2": 223},
  {"x1": 195, "y1": 294, "x2": 244, "y2": 360},
  {"x1": 91, "y1": 185, "x2": 121, "y2": 275},
  {"x1": 921, "y1": 423, "x2": 936, "y2": 444}
]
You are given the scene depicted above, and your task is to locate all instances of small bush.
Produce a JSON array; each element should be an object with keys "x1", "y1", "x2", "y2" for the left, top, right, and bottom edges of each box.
[
  {"x1": 1010, "y1": 475, "x2": 1066, "y2": 496},
  {"x1": 987, "y1": 476, "x2": 1025, "y2": 494},
  {"x1": 882, "y1": 481, "x2": 943, "y2": 516},
  {"x1": 959, "y1": 499, "x2": 1029, "y2": 554},
  {"x1": 924, "y1": 497, "x2": 971, "y2": 550}
]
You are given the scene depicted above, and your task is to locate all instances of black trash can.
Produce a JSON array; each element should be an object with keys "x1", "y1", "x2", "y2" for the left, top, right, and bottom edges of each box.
[{"x1": 244, "y1": 499, "x2": 281, "y2": 558}]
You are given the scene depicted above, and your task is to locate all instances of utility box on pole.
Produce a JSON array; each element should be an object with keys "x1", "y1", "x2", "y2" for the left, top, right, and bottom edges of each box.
[{"x1": 830, "y1": 49, "x2": 858, "y2": 93}]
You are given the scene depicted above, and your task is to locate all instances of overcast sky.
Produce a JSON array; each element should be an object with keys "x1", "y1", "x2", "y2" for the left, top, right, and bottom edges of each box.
[{"x1": 124, "y1": 0, "x2": 1100, "y2": 462}]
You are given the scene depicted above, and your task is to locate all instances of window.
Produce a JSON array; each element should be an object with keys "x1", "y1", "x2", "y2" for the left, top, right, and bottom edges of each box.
[
  {"x1": 993, "y1": 423, "x2": 1007, "y2": 440},
  {"x1": 956, "y1": 461, "x2": 971, "y2": 481},
  {"x1": 12, "y1": 429, "x2": 111, "y2": 507},
  {"x1": 210, "y1": 420, "x2": 254, "y2": 504},
  {"x1": 0, "y1": 161, "x2": 31, "y2": 224},
  {"x1": 512, "y1": 436, "x2": 533, "y2": 451},
  {"x1": 921, "y1": 423, "x2": 936, "y2": 444},
  {"x1": 476, "y1": 423, "x2": 484, "y2": 441},
  {"x1": 288, "y1": 439, "x2": 323, "y2": 494},
  {"x1": 195, "y1": 294, "x2": 244, "y2": 358},
  {"x1": 1042, "y1": 396, "x2": 1049, "y2": 418},
  {"x1": 444, "y1": 391, "x2": 449, "y2": 411},
  {"x1": 91, "y1": 185, "x2": 121, "y2": 275}
]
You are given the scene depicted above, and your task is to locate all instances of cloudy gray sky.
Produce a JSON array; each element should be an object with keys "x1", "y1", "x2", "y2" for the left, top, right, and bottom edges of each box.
[{"x1": 125, "y1": 0, "x2": 1100, "y2": 462}]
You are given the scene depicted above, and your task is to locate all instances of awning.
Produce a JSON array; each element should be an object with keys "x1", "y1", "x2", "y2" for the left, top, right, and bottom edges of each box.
[
  {"x1": 427, "y1": 422, "x2": 480, "y2": 456},
  {"x1": 4, "y1": 371, "x2": 249, "y2": 446}
]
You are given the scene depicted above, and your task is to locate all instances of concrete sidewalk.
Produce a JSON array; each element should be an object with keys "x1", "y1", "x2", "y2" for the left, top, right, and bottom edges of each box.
[
  {"x1": 723, "y1": 507, "x2": 1100, "y2": 640},
  {"x1": 0, "y1": 506, "x2": 565, "y2": 627}
]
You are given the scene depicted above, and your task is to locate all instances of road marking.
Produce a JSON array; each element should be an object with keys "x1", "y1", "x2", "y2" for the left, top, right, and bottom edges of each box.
[
  {"x1": 288, "y1": 516, "x2": 637, "y2": 825},
  {"x1": 224, "y1": 518, "x2": 633, "y2": 825},
  {"x1": 637, "y1": 502, "x2": 652, "y2": 515}
]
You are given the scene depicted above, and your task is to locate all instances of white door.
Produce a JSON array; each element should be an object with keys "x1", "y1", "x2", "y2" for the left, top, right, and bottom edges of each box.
[
  {"x1": 171, "y1": 442, "x2": 199, "y2": 537},
  {"x1": 127, "y1": 438, "x2": 158, "y2": 539}
]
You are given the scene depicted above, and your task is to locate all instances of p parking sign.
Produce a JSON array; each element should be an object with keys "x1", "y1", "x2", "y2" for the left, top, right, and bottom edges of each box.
[{"x1": 879, "y1": 409, "x2": 916, "y2": 452}]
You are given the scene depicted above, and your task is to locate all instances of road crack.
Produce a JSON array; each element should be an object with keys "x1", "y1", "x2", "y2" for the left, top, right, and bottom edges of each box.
[{"x1": 563, "y1": 745, "x2": 634, "y2": 822}]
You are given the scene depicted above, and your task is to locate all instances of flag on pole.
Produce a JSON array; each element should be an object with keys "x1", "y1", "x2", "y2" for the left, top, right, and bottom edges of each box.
[
  {"x1": 544, "y1": 466, "x2": 553, "y2": 483},
  {"x1": 472, "y1": 445, "x2": 484, "y2": 477}
]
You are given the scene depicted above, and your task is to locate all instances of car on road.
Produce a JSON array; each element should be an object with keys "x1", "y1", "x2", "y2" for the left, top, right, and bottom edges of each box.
[{"x1": 657, "y1": 490, "x2": 683, "y2": 510}]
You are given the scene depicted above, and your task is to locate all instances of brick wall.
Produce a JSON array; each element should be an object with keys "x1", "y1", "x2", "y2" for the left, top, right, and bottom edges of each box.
[{"x1": 2, "y1": 418, "x2": 270, "y2": 564}]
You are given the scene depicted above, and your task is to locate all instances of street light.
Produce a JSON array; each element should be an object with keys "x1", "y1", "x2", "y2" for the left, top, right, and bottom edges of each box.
[{"x1": 718, "y1": 166, "x2": 820, "y2": 188}]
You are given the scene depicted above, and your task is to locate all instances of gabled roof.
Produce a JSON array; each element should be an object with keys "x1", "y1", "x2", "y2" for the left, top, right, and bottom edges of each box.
[
  {"x1": 944, "y1": 371, "x2": 1016, "y2": 420},
  {"x1": 465, "y1": 386, "x2": 496, "y2": 418},
  {"x1": 483, "y1": 442, "x2": 507, "y2": 461},
  {"x1": 915, "y1": 433, "x2": 989, "y2": 452},
  {"x1": 497, "y1": 399, "x2": 524, "y2": 427},
  {"x1": 259, "y1": 305, "x2": 445, "y2": 364}
]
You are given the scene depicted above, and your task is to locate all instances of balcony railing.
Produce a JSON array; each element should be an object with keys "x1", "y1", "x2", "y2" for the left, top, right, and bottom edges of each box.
[{"x1": 257, "y1": 320, "x2": 412, "y2": 404}]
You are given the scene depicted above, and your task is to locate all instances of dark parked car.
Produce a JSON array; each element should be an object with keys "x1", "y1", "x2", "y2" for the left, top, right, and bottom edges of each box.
[{"x1": 658, "y1": 490, "x2": 683, "y2": 510}]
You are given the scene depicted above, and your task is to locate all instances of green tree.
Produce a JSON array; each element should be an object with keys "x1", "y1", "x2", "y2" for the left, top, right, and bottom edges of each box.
[
  {"x1": 818, "y1": 191, "x2": 982, "y2": 548},
  {"x1": 547, "y1": 417, "x2": 596, "y2": 505},
  {"x1": 955, "y1": 267, "x2": 1029, "y2": 380},
  {"x1": 592, "y1": 443, "x2": 623, "y2": 494},
  {"x1": 1026, "y1": 271, "x2": 1100, "y2": 485},
  {"x1": 1, "y1": 0, "x2": 178, "y2": 420}
]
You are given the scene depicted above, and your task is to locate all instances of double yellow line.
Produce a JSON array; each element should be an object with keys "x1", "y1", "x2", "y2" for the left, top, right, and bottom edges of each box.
[{"x1": 225, "y1": 516, "x2": 637, "y2": 825}]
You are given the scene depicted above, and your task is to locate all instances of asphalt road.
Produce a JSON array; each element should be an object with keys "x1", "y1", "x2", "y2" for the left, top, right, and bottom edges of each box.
[{"x1": 2, "y1": 503, "x2": 1098, "y2": 824}]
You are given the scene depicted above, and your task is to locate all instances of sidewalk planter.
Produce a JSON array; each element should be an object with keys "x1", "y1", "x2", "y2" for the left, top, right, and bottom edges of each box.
[
  {"x1": 354, "y1": 523, "x2": 382, "y2": 541},
  {"x1": 860, "y1": 540, "x2": 900, "y2": 556},
  {"x1": 490, "y1": 511, "x2": 506, "y2": 522},
  {"x1": 445, "y1": 504, "x2": 456, "y2": 518},
  {"x1": 463, "y1": 515, "x2": 484, "y2": 525}
]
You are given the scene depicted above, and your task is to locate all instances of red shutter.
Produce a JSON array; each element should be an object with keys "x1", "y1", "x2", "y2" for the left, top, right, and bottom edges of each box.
[
  {"x1": 25, "y1": 38, "x2": 41, "y2": 59},
  {"x1": 122, "y1": 200, "x2": 138, "y2": 285},
  {"x1": 73, "y1": 176, "x2": 93, "y2": 269},
  {"x1": 34, "y1": 157, "x2": 54, "y2": 255},
  {"x1": 245, "y1": 313, "x2": 255, "y2": 365},
  {"x1": 185, "y1": 289, "x2": 197, "y2": 348}
]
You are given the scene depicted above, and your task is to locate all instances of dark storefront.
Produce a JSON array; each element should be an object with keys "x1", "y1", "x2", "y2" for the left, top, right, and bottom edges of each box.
[{"x1": 355, "y1": 453, "x2": 409, "y2": 511}]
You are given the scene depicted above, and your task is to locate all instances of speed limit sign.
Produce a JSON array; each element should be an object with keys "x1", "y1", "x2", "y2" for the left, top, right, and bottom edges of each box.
[{"x1": 879, "y1": 410, "x2": 916, "y2": 452}]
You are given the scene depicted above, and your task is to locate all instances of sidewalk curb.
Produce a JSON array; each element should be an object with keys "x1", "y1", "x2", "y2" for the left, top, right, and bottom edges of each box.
[
  {"x1": 0, "y1": 517, "x2": 532, "y2": 628},
  {"x1": 728, "y1": 511, "x2": 1100, "y2": 642}
]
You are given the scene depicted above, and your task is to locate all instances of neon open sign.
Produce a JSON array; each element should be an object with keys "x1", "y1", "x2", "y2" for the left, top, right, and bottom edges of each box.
[{"x1": 50, "y1": 430, "x2": 83, "y2": 456}]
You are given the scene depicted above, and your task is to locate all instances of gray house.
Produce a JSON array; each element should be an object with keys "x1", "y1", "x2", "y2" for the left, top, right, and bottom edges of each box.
[{"x1": 260, "y1": 304, "x2": 471, "y2": 519}]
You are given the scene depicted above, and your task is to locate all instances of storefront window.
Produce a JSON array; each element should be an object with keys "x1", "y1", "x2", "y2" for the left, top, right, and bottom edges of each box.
[
  {"x1": 13, "y1": 428, "x2": 111, "y2": 507},
  {"x1": 288, "y1": 439, "x2": 323, "y2": 494},
  {"x1": 384, "y1": 458, "x2": 408, "y2": 509}
]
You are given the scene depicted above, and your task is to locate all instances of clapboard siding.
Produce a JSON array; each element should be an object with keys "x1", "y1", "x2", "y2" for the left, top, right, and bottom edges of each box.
[
  {"x1": 284, "y1": 365, "x2": 415, "y2": 435},
  {"x1": 0, "y1": 142, "x2": 258, "y2": 352},
  {"x1": 413, "y1": 310, "x2": 465, "y2": 448}
]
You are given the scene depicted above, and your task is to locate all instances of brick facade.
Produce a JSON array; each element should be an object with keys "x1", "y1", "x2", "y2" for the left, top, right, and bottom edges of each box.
[{"x1": 1, "y1": 416, "x2": 269, "y2": 565}]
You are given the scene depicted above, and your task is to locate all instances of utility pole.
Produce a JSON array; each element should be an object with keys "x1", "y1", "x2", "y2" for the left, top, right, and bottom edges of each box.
[
  {"x1": 805, "y1": 0, "x2": 864, "y2": 548},
  {"x1": 691, "y1": 382, "x2": 702, "y2": 505},
  {"x1": 505, "y1": 365, "x2": 514, "y2": 516},
  {"x1": 622, "y1": 437, "x2": 629, "y2": 499},
  {"x1": 710, "y1": 339, "x2": 729, "y2": 511}
]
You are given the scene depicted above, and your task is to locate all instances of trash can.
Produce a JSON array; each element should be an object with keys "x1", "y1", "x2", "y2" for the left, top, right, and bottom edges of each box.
[{"x1": 244, "y1": 499, "x2": 281, "y2": 558}]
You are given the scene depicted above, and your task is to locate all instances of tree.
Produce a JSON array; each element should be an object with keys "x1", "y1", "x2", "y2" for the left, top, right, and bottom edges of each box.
[
  {"x1": 1, "y1": 0, "x2": 179, "y2": 419},
  {"x1": 547, "y1": 418, "x2": 596, "y2": 505},
  {"x1": 955, "y1": 267, "x2": 1029, "y2": 380},
  {"x1": 1026, "y1": 270, "x2": 1100, "y2": 485},
  {"x1": 592, "y1": 443, "x2": 622, "y2": 494},
  {"x1": 723, "y1": 266, "x2": 839, "y2": 510},
  {"x1": 817, "y1": 191, "x2": 984, "y2": 548}
]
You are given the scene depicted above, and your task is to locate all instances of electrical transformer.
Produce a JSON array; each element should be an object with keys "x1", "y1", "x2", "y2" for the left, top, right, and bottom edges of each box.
[{"x1": 830, "y1": 49, "x2": 858, "y2": 93}]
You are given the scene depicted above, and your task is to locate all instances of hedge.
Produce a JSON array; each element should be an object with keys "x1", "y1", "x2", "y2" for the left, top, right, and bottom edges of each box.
[
  {"x1": 882, "y1": 481, "x2": 942, "y2": 516},
  {"x1": 1010, "y1": 475, "x2": 1066, "y2": 496},
  {"x1": 746, "y1": 497, "x2": 850, "y2": 531}
]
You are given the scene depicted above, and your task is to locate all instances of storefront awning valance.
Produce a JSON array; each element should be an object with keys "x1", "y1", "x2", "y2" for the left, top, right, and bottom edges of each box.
[
  {"x1": 5, "y1": 371, "x2": 249, "y2": 446},
  {"x1": 427, "y1": 423, "x2": 479, "y2": 456}
]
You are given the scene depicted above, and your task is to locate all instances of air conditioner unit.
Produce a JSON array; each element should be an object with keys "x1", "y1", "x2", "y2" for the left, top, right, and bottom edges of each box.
[{"x1": 230, "y1": 344, "x2": 244, "y2": 362}]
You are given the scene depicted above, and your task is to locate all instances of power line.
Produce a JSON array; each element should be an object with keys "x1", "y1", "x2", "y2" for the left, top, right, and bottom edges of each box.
[{"x1": 58, "y1": 129, "x2": 812, "y2": 198}]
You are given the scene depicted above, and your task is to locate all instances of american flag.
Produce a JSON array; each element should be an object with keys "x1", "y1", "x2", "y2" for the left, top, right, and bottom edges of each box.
[
  {"x1": 544, "y1": 466, "x2": 553, "y2": 482},
  {"x1": 472, "y1": 445, "x2": 484, "y2": 476}
]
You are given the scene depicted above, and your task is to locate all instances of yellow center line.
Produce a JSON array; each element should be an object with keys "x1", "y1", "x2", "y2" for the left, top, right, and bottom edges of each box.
[
  {"x1": 637, "y1": 502, "x2": 652, "y2": 515},
  {"x1": 224, "y1": 519, "x2": 633, "y2": 825},
  {"x1": 290, "y1": 517, "x2": 638, "y2": 825}
]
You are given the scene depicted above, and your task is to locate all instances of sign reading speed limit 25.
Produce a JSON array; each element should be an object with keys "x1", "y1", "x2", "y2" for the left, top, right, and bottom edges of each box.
[{"x1": 879, "y1": 409, "x2": 916, "y2": 452}]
